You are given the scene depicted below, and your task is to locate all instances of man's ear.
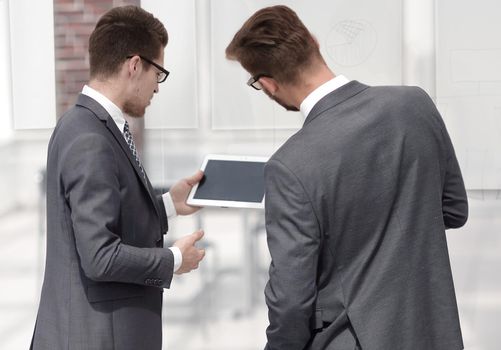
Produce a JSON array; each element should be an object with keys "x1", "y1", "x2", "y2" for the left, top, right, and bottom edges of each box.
[
  {"x1": 259, "y1": 76, "x2": 279, "y2": 96},
  {"x1": 127, "y1": 55, "x2": 141, "y2": 77}
]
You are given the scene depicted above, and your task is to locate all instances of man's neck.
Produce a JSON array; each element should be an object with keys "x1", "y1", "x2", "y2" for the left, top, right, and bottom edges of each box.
[
  {"x1": 289, "y1": 65, "x2": 335, "y2": 108},
  {"x1": 88, "y1": 79, "x2": 126, "y2": 111}
]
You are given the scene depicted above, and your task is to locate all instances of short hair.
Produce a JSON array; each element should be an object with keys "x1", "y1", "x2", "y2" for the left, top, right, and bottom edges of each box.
[
  {"x1": 225, "y1": 5, "x2": 322, "y2": 85},
  {"x1": 89, "y1": 5, "x2": 168, "y2": 79}
]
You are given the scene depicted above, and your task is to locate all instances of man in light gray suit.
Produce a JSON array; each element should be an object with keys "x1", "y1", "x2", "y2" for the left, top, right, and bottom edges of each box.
[
  {"x1": 226, "y1": 5, "x2": 468, "y2": 350},
  {"x1": 31, "y1": 6, "x2": 205, "y2": 349}
]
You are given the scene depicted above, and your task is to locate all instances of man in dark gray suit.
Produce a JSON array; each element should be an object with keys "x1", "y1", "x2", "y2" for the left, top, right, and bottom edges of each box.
[
  {"x1": 31, "y1": 6, "x2": 205, "y2": 349},
  {"x1": 226, "y1": 5, "x2": 468, "y2": 350}
]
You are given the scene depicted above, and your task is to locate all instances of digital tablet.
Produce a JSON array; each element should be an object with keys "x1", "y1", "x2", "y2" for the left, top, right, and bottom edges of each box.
[{"x1": 187, "y1": 154, "x2": 268, "y2": 209}]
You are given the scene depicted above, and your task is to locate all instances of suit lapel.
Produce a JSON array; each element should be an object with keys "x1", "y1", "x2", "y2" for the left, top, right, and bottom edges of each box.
[
  {"x1": 304, "y1": 80, "x2": 370, "y2": 127},
  {"x1": 75, "y1": 94, "x2": 162, "y2": 219}
]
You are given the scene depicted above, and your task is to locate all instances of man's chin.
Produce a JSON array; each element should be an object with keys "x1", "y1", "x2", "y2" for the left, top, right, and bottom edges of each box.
[
  {"x1": 274, "y1": 98, "x2": 299, "y2": 112},
  {"x1": 265, "y1": 91, "x2": 299, "y2": 112},
  {"x1": 281, "y1": 104, "x2": 299, "y2": 112},
  {"x1": 123, "y1": 106, "x2": 146, "y2": 118}
]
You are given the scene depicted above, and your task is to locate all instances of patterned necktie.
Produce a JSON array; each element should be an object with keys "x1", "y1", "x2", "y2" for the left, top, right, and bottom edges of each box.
[{"x1": 123, "y1": 121, "x2": 146, "y2": 179}]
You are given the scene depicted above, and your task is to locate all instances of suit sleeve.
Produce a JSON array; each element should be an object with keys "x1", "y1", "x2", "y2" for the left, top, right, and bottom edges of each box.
[
  {"x1": 264, "y1": 159, "x2": 321, "y2": 350},
  {"x1": 428, "y1": 98, "x2": 468, "y2": 228},
  {"x1": 441, "y1": 130, "x2": 468, "y2": 229},
  {"x1": 61, "y1": 133, "x2": 174, "y2": 288},
  {"x1": 416, "y1": 87, "x2": 468, "y2": 229}
]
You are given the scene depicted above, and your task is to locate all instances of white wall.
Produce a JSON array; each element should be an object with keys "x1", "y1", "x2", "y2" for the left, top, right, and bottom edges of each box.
[
  {"x1": 0, "y1": 0, "x2": 13, "y2": 143},
  {"x1": 402, "y1": 0, "x2": 435, "y2": 94},
  {"x1": 435, "y1": 0, "x2": 501, "y2": 189},
  {"x1": 8, "y1": 0, "x2": 56, "y2": 129},
  {"x1": 141, "y1": 0, "x2": 199, "y2": 129}
]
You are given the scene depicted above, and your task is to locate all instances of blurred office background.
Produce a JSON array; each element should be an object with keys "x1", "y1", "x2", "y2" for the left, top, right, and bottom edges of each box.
[{"x1": 1, "y1": 0, "x2": 500, "y2": 349}]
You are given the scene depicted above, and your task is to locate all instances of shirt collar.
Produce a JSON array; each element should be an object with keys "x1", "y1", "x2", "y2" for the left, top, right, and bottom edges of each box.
[
  {"x1": 81, "y1": 85, "x2": 126, "y2": 133},
  {"x1": 300, "y1": 75, "x2": 350, "y2": 119}
]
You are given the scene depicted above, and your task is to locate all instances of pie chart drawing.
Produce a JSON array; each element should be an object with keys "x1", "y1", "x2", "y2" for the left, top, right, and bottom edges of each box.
[{"x1": 325, "y1": 20, "x2": 377, "y2": 67}]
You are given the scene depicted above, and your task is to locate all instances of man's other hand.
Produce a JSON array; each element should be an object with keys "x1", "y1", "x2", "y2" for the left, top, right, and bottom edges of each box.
[{"x1": 173, "y1": 230, "x2": 206, "y2": 274}]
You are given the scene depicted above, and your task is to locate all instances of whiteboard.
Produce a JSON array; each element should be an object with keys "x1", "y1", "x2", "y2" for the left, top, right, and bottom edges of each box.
[
  {"x1": 142, "y1": 0, "x2": 199, "y2": 129},
  {"x1": 211, "y1": 0, "x2": 402, "y2": 130},
  {"x1": 436, "y1": 0, "x2": 501, "y2": 189}
]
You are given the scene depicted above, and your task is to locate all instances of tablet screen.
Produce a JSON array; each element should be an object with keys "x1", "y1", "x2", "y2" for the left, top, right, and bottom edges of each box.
[{"x1": 193, "y1": 160, "x2": 265, "y2": 203}]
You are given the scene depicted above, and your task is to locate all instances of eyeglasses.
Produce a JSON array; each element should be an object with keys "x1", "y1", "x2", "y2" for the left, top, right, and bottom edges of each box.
[
  {"x1": 247, "y1": 74, "x2": 271, "y2": 90},
  {"x1": 126, "y1": 55, "x2": 170, "y2": 83}
]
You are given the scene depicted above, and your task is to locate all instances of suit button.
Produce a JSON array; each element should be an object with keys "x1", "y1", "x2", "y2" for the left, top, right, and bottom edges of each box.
[{"x1": 145, "y1": 278, "x2": 151, "y2": 285}]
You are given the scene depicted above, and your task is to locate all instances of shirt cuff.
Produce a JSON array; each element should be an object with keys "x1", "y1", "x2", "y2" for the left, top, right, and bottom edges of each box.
[
  {"x1": 168, "y1": 246, "x2": 182, "y2": 273},
  {"x1": 162, "y1": 192, "x2": 178, "y2": 219}
]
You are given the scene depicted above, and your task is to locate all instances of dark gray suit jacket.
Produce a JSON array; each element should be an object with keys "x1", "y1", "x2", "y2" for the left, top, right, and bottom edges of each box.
[
  {"x1": 32, "y1": 94, "x2": 174, "y2": 349},
  {"x1": 263, "y1": 81, "x2": 468, "y2": 350}
]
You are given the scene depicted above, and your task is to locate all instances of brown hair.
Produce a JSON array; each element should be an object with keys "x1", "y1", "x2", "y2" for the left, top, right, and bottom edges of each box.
[
  {"x1": 88, "y1": 5, "x2": 168, "y2": 79},
  {"x1": 225, "y1": 5, "x2": 322, "y2": 85}
]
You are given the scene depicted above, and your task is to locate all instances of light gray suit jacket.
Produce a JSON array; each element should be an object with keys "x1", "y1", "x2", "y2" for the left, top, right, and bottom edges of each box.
[
  {"x1": 32, "y1": 94, "x2": 174, "y2": 350},
  {"x1": 263, "y1": 81, "x2": 468, "y2": 350}
]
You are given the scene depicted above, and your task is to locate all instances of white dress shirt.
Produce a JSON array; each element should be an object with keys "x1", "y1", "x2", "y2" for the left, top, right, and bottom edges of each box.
[
  {"x1": 299, "y1": 75, "x2": 350, "y2": 119},
  {"x1": 81, "y1": 85, "x2": 182, "y2": 272}
]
